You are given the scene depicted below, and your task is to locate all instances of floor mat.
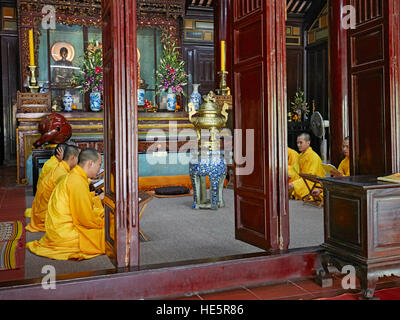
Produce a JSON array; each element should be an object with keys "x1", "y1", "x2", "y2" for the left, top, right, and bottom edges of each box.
[{"x1": 0, "y1": 221, "x2": 24, "y2": 270}]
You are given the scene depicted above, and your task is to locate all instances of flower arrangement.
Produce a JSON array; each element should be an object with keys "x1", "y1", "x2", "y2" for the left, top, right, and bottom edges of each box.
[
  {"x1": 73, "y1": 41, "x2": 103, "y2": 94},
  {"x1": 290, "y1": 89, "x2": 309, "y2": 122},
  {"x1": 156, "y1": 37, "x2": 188, "y2": 96}
]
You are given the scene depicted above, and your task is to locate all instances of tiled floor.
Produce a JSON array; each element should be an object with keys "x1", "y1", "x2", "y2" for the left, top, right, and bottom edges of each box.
[{"x1": 170, "y1": 273, "x2": 400, "y2": 300}]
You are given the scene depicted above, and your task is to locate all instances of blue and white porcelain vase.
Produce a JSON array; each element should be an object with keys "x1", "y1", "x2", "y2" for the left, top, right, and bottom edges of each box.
[
  {"x1": 190, "y1": 84, "x2": 202, "y2": 111},
  {"x1": 167, "y1": 88, "x2": 176, "y2": 111},
  {"x1": 62, "y1": 90, "x2": 73, "y2": 112},
  {"x1": 90, "y1": 90, "x2": 102, "y2": 112},
  {"x1": 137, "y1": 88, "x2": 145, "y2": 106}
]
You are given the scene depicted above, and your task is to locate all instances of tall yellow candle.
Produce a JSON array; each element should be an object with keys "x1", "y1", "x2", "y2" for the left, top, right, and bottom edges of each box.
[
  {"x1": 221, "y1": 40, "x2": 226, "y2": 72},
  {"x1": 28, "y1": 29, "x2": 35, "y2": 66}
]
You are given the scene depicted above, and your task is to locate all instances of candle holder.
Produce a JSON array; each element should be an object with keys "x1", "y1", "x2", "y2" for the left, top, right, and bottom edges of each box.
[
  {"x1": 215, "y1": 71, "x2": 230, "y2": 96},
  {"x1": 28, "y1": 65, "x2": 40, "y2": 93}
]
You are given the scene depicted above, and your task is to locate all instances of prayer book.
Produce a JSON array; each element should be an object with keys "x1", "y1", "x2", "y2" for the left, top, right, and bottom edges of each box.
[
  {"x1": 322, "y1": 163, "x2": 342, "y2": 176},
  {"x1": 93, "y1": 179, "x2": 104, "y2": 189},
  {"x1": 377, "y1": 173, "x2": 400, "y2": 184}
]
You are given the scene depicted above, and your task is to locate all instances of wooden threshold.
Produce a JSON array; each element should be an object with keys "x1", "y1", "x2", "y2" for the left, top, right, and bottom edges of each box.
[{"x1": 0, "y1": 246, "x2": 322, "y2": 299}]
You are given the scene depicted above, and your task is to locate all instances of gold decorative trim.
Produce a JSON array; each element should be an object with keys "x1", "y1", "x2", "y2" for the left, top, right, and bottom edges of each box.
[
  {"x1": 71, "y1": 125, "x2": 104, "y2": 130},
  {"x1": 138, "y1": 124, "x2": 194, "y2": 129},
  {"x1": 104, "y1": 196, "x2": 115, "y2": 211},
  {"x1": 70, "y1": 133, "x2": 103, "y2": 136},
  {"x1": 138, "y1": 117, "x2": 189, "y2": 121},
  {"x1": 17, "y1": 118, "x2": 104, "y2": 121}
]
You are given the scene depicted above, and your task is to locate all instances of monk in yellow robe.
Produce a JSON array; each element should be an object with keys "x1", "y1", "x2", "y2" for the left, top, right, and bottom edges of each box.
[
  {"x1": 288, "y1": 147, "x2": 299, "y2": 183},
  {"x1": 336, "y1": 137, "x2": 350, "y2": 177},
  {"x1": 26, "y1": 145, "x2": 80, "y2": 232},
  {"x1": 289, "y1": 133, "x2": 325, "y2": 200},
  {"x1": 25, "y1": 143, "x2": 68, "y2": 218},
  {"x1": 27, "y1": 148, "x2": 105, "y2": 261}
]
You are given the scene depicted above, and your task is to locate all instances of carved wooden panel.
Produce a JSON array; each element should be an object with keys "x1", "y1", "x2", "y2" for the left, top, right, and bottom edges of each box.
[
  {"x1": 352, "y1": 0, "x2": 383, "y2": 25},
  {"x1": 234, "y1": 0, "x2": 262, "y2": 21},
  {"x1": 16, "y1": 92, "x2": 51, "y2": 113}
]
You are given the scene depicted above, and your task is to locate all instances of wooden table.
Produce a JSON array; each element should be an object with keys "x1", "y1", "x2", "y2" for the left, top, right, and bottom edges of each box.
[{"x1": 316, "y1": 175, "x2": 400, "y2": 299}]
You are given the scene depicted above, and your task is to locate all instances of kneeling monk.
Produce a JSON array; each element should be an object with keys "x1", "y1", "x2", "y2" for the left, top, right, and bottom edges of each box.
[
  {"x1": 27, "y1": 148, "x2": 105, "y2": 261},
  {"x1": 25, "y1": 143, "x2": 68, "y2": 218},
  {"x1": 26, "y1": 145, "x2": 80, "y2": 232}
]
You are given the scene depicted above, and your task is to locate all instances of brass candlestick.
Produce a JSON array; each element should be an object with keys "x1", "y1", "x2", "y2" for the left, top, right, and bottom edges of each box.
[
  {"x1": 215, "y1": 71, "x2": 230, "y2": 96},
  {"x1": 28, "y1": 65, "x2": 39, "y2": 93}
]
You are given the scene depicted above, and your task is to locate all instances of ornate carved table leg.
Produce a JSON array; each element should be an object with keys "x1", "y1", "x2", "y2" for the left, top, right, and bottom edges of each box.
[{"x1": 358, "y1": 269, "x2": 379, "y2": 300}]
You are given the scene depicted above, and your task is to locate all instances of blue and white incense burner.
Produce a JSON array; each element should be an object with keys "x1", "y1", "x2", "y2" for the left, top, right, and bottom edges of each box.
[
  {"x1": 188, "y1": 91, "x2": 229, "y2": 210},
  {"x1": 189, "y1": 151, "x2": 227, "y2": 210}
]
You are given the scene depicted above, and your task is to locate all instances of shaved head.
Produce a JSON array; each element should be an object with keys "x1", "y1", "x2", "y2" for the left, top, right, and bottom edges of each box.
[
  {"x1": 63, "y1": 145, "x2": 80, "y2": 161},
  {"x1": 298, "y1": 133, "x2": 311, "y2": 142},
  {"x1": 78, "y1": 148, "x2": 101, "y2": 166},
  {"x1": 297, "y1": 133, "x2": 311, "y2": 153}
]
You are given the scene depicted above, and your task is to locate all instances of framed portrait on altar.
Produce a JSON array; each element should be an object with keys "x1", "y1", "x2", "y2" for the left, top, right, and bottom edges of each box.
[{"x1": 37, "y1": 22, "x2": 101, "y2": 111}]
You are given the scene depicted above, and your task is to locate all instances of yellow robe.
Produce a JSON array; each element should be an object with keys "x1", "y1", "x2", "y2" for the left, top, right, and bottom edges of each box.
[
  {"x1": 26, "y1": 165, "x2": 105, "y2": 261},
  {"x1": 338, "y1": 156, "x2": 350, "y2": 176},
  {"x1": 25, "y1": 155, "x2": 59, "y2": 218},
  {"x1": 26, "y1": 161, "x2": 70, "y2": 233},
  {"x1": 288, "y1": 147, "x2": 299, "y2": 183},
  {"x1": 292, "y1": 147, "x2": 325, "y2": 200}
]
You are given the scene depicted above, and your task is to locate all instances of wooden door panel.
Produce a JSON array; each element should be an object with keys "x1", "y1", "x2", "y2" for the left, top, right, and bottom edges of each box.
[
  {"x1": 236, "y1": 196, "x2": 265, "y2": 235},
  {"x1": 232, "y1": 0, "x2": 288, "y2": 251},
  {"x1": 348, "y1": 0, "x2": 392, "y2": 175},
  {"x1": 353, "y1": 67, "x2": 386, "y2": 174},
  {"x1": 234, "y1": 64, "x2": 264, "y2": 192},
  {"x1": 351, "y1": 28, "x2": 383, "y2": 67},
  {"x1": 234, "y1": 18, "x2": 263, "y2": 64}
]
